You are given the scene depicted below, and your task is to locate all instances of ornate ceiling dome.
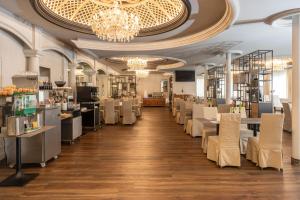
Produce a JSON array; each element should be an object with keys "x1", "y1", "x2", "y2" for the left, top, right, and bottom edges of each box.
[{"x1": 33, "y1": 0, "x2": 190, "y2": 36}]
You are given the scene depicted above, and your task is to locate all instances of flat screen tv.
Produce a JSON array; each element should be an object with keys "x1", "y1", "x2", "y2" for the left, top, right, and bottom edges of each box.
[{"x1": 175, "y1": 70, "x2": 195, "y2": 82}]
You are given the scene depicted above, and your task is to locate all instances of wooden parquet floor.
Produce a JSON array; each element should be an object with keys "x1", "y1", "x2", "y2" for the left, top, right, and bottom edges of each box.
[{"x1": 0, "y1": 107, "x2": 300, "y2": 200}]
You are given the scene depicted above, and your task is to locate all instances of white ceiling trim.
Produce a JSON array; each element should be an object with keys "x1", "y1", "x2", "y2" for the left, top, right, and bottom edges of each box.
[{"x1": 71, "y1": 0, "x2": 239, "y2": 51}]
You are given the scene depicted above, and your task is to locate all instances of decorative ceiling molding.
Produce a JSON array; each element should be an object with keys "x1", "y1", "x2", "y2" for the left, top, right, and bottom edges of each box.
[
  {"x1": 264, "y1": 8, "x2": 300, "y2": 27},
  {"x1": 234, "y1": 8, "x2": 300, "y2": 26},
  {"x1": 156, "y1": 62, "x2": 185, "y2": 71},
  {"x1": 71, "y1": 0, "x2": 239, "y2": 51},
  {"x1": 31, "y1": 0, "x2": 190, "y2": 37}
]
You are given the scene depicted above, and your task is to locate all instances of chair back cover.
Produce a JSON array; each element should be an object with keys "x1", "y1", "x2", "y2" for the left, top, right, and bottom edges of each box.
[
  {"x1": 217, "y1": 104, "x2": 231, "y2": 113},
  {"x1": 114, "y1": 99, "x2": 120, "y2": 106},
  {"x1": 273, "y1": 95, "x2": 282, "y2": 108},
  {"x1": 259, "y1": 114, "x2": 284, "y2": 150},
  {"x1": 179, "y1": 100, "x2": 187, "y2": 123},
  {"x1": 192, "y1": 104, "x2": 204, "y2": 119},
  {"x1": 282, "y1": 103, "x2": 292, "y2": 132},
  {"x1": 203, "y1": 107, "x2": 218, "y2": 119},
  {"x1": 104, "y1": 99, "x2": 115, "y2": 123},
  {"x1": 219, "y1": 113, "x2": 241, "y2": 148},
  {"x1": 123, "y1": 100, "x2": 133, "y2": 116},
  {"x1": 185, "y1": 101, "x2": 193, "y2": 110},
  {"x1": 174, "y1": 98, "x2": 182, "y2": 109}
]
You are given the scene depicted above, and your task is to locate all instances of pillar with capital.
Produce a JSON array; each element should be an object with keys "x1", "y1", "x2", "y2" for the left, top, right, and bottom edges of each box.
[
  {"x1": 203, "y1": 65, "x2": 209, "y2": 99},
  {"x1": 23, "y1": 49, "x2": 41, "y2": 75}
]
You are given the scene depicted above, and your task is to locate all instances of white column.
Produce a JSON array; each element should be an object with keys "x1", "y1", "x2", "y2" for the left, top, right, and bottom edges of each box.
[
  {"x1": 225, "y1": 52, "x2": 232, "y2": 104},
  {"x1": 204, "y1": 67, "x2": 208, "y2": 99},
  {"x1": 23, "y1": 49, "x2": 40, "y2": 75},
  {"x1": 292, "y1": 15, "x2": 300, "y2": 164},
  {"x1": 69, "y1": 62, "x2": 77, "y2": 103}
]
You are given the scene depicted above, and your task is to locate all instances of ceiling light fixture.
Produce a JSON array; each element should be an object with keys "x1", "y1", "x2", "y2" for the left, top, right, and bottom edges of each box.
[
  {"x1": 135, "y1": 70, "x2": 149, "y2": 78},
  {"x1": 127, "y1": 57, "x2": 148, "y2": 71},
  {"x1": 91, "y1": 1, "x2": 140, "y2": 42}
]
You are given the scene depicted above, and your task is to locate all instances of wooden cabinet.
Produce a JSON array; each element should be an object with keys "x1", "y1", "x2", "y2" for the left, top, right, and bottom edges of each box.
[{"x1": 143, "y1": 98, "x2": 166, "y2": 107}]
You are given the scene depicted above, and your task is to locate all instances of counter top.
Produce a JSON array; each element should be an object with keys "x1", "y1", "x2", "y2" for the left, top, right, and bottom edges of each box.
[
  {"x1": 1, "y1": 126, "x2": 56, "y2": 138},
  {"x1": 60, "y1": 113, "x2": 73, "y2": 120}
]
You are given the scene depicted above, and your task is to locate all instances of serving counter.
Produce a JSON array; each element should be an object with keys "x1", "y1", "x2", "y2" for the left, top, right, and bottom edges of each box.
[
  {"x1": 143, "y1": 98, "x2": 166, "y2": 107},
  {"x1": 5, "y1": 107, "x2": 61, "y2": 168},
  {"x1": 61, "y1": 109, "x2": 82, "y2": 143}
]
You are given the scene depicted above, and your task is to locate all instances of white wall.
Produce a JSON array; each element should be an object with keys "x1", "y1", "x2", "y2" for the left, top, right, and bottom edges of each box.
[
  {"x1": 136, "y1": 74, "x2": 169, "y2": 97},
  {"x1": 40, "y1": 50, "x2": 69, "y2": 84},
  {"x1": 173, "y1": 81, "x2": 196, "y2": 96},
  {"x1": 0, "y1": 29, "x2": 26, "y2": 87}
]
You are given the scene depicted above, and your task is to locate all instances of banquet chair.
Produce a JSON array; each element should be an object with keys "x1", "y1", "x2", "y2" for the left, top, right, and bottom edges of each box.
[
  {"x1": 187, "y1": 104, "x2": 204, "y2": 137},
  {"x1": 207, "y1": 113, "x2": 241, "y2": 167},
  {"x1": 282, "y1": 103, "x2": 292, "y2": 133},
  {"x1": 104, "y1": 99, "x2": 120, "y2": 124},
  {"x1": 122, "y1": 100, "x2": 137, "y2": 125},
  {"x1": 234, "y1": 107, "x2": 254, "y2": 154},
  {"x1": 217, "y1": 104, "x2": 231, "y2": 113},
  {"x1": 185, "y1": 103, "x2": 204, "y2": 135},
  {"x1": 114, "y1": 99, "x2": 122, "y2": 117},
  {"x1": 197, "y1": 107, "x2": 218, "y2": 152},
  {"x1": 133, "y1": 97, "x2": 142, "y2": 117},
  {"x1": 183, "y1": 102, "x2": 193, "y2": 130},
  {"x1": 173, "y1": 98, "x2": 181, "y2": 117},
  {"x1": 176, "y1": 100, "x2": 189, "y2": 124},
  {"x1": 246, "y1": 114, "x2": 284, "y2": 170},
  {"x1": 192, "y1": 107, "x2": 217, "y2": 138}
]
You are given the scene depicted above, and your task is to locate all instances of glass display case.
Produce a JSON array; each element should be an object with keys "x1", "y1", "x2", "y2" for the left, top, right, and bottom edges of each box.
[{"x1": 13, "y1": 93, "x2": 37, "y2": 116}]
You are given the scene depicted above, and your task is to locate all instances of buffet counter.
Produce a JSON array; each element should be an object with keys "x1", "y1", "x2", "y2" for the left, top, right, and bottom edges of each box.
[
  {"x1": 143, "y1": 98, "x2": 166, "y2": 107},
  {"x1": 5, "y1": 106, "x2": 61, "y2": 168},
  {"x1": 60, "y1": 109, "x2": 82, "y2": 143}
]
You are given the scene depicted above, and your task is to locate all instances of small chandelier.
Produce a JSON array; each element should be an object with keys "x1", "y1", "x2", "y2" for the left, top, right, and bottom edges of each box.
[
  {"x1": 135, "y1": 70, "x2": 149, "y2": 78},
  {"x1": 127, "y1": 57, "x2": 148, "y2": 71},
  {"x1": 91, "y1": 1, "x2": 140, "y2": 42}
]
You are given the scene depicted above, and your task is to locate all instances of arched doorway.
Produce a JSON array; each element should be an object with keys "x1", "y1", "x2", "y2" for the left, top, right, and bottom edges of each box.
[{"x1": 76, "y1": 62, "x2": 96, "y2": 86}]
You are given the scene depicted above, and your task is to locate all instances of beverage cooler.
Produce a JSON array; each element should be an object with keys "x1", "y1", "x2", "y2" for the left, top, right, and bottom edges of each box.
[{"x1": 5, "y1": 107, "x2": 61, "y2": 167}]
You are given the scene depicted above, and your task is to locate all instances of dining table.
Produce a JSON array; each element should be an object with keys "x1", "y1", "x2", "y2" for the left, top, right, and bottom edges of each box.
[{"x1": 203, "y1": 117, "x2": 261, "y2": 137}]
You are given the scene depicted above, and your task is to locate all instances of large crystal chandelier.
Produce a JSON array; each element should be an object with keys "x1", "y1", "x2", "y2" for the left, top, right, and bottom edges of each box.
[
  {"x1": 127, "y1": 57, "x2": 148, "y2": 71},
  {"x1": 91, "y1": 1, "x2": 140, "y2": 42}
]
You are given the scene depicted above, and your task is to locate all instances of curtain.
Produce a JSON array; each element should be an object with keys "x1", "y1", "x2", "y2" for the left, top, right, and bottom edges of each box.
[
  {"x1": 273, "y1": 70, "x2": 288, "y2": 99},
  {"x1": 196, "y1": 76, "x2": 204, "y2": 97}
]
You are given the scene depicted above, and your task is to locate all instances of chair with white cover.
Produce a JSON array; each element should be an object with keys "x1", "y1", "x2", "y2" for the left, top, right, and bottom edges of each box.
[
  {"x1": 282, "y1": 103, "x2": 292, "y2": 132},
  {"x1": 176, "y1": 100, "x2": 187, "y2": 124},
  {"x1": 207, "y1": 113, "x2": 241, "y2": 167},
  {"x1": 246, "y1": 114, "x2": 284, "y2": 170},
  {"x1": 183, "y1": 102, "x2": 193, "y2": 130},
  {"x1": 192, "y1": 107, "x2": 217, "y2": 137},
  {"x1": 197, "y1": 107, "x2": 218, "y2": 152},
  {"x1": 133, "y1": 97, "x2": 142, "y2": 117},
  {"x1": 217, "y1": 104, "x2": 231, "y2": 113},
  {"x1": 185, "y1": 104, "x2": 203, "y2": 135},
  {"x1": 173, "y1": 98, "x2": 181, "y2": 117},
  {"x1": 273, "y1": 95, "x2": 283, "y2": 113},
  {"x1": 104, "y1": 99, "x2": 119, "y2": 124},
  {"x1": 122, "y1": 100, "x2": 137, "y2": 125},
  {"x1": 233, "y1": 107, "x2": 254, "y2": 154}
]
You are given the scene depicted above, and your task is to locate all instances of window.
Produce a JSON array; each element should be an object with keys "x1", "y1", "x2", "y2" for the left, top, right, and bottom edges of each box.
[
  {"x1": 273, "y1": 70, "x2": 288, "y2": 99},
  {"x1": 196, "y1": 76, "x2": 205, "y2": 97}
]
